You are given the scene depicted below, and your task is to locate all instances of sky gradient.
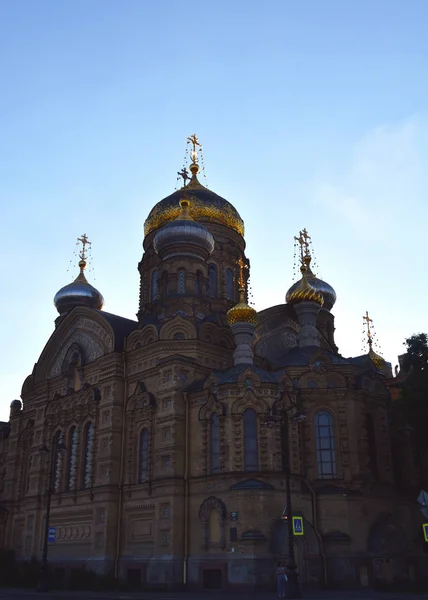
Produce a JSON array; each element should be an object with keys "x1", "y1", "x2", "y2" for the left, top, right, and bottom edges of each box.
[{"x1": 1, "y1": 0, "x2": 427, "y2": 420}]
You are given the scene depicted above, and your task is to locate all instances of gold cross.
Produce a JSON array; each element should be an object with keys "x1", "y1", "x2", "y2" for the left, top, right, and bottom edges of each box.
[
  {"x1": 187, "y1": 133, "x2": 202, "y2": 163},
  {"x1": 237, "y1": 256, "x2": 248, "y2": 289},
  {"x1": 294, "y1": 228, "x2": 311, "y2": 264},
  {"x1": 77, "y1": 233, "x2": 91, "y2": 261},
  {"x1": 363, "y1": 311, "x2": 373, "y2": 345}
]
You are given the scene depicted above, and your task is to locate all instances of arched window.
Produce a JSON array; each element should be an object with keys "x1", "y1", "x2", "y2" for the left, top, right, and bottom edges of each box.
[
  {"x1": 151, "y1": 270, "x2": 159, "y2": 301},
  {"x1": 139, "y1": 429, "x2": 150, "y2": 483},
  {"x1": 52, "y1": 430, "x2": 64, "y2": 493},
  {"x1": 66, "y1": 426, "x2": 78, "y2": 491},
  {"x1": 366, "y1": 414, "x2": 379, "y2": 480},
  {"x1": 82, "y1": 422, "x2": 94, "y2": 489},
  {"x1": 208, "y1": 264, "x2": 217, "y2": 297},
  {"x1": 315, "y1": 410, "x2": 337, "y2": 479},
  {"x1": 209, "y1": 509, "x2": 221, "y2": 543},
  {"x1": 178, "y1": 270, "x2": 185, "y2": 294},
  {"x1": 195, "y1": 271, "x2": 201, "y2": 295},
  {"x1": 243, "y1": 408, "x2": 258, "y2": 471},
  {"x1": 211, "y1": 413, "x2": 220, "y2": 473},
  {"x1": 226, "y1": 267, "x2": 234, "y2": 300}
]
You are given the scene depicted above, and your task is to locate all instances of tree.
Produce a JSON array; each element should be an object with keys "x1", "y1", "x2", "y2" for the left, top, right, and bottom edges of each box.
[{"x1": 395, "y1": 333, "x2": 428, "y2": 449}]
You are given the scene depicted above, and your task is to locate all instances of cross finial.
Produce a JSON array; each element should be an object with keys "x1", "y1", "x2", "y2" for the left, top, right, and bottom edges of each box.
[
  {"x1": 237, "y1": 256, "x2": 248, "y2": 290},
  {"x1": 187, "y1": 133, "x2": 202, "y2": 164},
  {"x1": 294, "y1": 228, "x2": 311, "y2": 265},
  {"x1": 77, "y1": 233, "x2": 91, "y2": 262},
  {"x1": 363, "y1": 310, "x2": 373, "y2": 347},
  {"x1": 177, "y1": 167, "x2": 191, "y2": 187}
]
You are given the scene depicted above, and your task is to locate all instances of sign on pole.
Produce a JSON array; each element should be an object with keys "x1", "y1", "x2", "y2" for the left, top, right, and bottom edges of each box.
[
  {"x1": 292, "y1": 516, "x2": 304, "y2": 536},
  {"x1": 418, "y1": 490, "x2": 428, "y2": 520},
  {"x1": 48, "y1": 527, "x2": 56, "y2": 543},
  {"x1": 422, "y1": 524, "x2": 428, "y2": 543}
]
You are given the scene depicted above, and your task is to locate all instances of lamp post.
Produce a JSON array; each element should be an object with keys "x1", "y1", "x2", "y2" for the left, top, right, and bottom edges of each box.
[
  {"x1": 37, "y1": 433, "x2": 66, "y2": 593},
  {"x1": 265, "y1": 395, "x2": 306, "y2": 599}
]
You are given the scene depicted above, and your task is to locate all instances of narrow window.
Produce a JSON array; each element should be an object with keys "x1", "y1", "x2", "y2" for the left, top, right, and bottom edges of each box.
[
  {"x1": 151, "y1": 270, "x2": 159, "y2": 301},
  {"x1": 53, "y1": 430, "x2": 64, "y2": 493},
  {"x1": 208, "y1": 264, "x2": 217, "y2": 297},
  {"x1": 211, "y1": 413, "x2": 220, "y2": 473},
  {"x1": 209, "y1": 509, "x2": 221, "y2": 543},
  {"x1": 226, "y1": 267, "x2": 234, "y2": 300},
  {"x1": 243, "y1": 408, "x2": 258, "y2": 471},
  {"x1": 66, "y1": 426, "x2": 78, "y2": 491},
  {"x1": 82, "y1": 423, "x2": 94, "y2": 489},
  {"x1": 366, "y1": 414, "x2": 379, "y2": 480},
  {"x1": 315, "y1": 410, "x2": 337, "y2": 479},
  {"x1": 195, "y1": 271, "x2": 201, "y2": 295},
  {"x1": 139, "y1": 429, "x2": 150, "y2": 483},
  {"x1": 178, "y1": 270, "x2": 185, "y2": 294}
]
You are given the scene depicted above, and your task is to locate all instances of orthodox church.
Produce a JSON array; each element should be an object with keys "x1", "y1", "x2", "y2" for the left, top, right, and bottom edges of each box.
[{"x1": 0, "y1": 136, "x2": 425, "y2": 591}]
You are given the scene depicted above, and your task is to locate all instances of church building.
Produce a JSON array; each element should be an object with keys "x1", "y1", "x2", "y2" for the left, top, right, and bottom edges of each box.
[{"x1": 0, "y1": 136, "x2": 425, "y2": 591}]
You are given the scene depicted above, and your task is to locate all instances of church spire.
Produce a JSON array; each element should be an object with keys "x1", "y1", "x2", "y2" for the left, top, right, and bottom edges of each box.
[{"x1": 362, "y1": 311, "x2": 386, "y2": 370}]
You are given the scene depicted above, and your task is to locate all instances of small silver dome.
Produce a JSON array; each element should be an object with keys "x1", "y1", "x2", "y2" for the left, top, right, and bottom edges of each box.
[
  {"x1": 54, "y1": 262, "x2": 104, "y2": 315},
  {"x1": 153, "y1": 199, "x2": 214, "y2": 259},
  {"x1": 287, "y1": 272, "x2": 336, "y2": 310},
  {"x1": 10, "y1": 399, "x2": 21, "y2": 409}
]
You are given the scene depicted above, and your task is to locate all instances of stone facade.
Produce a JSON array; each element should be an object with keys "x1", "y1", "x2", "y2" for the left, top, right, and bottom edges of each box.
[{"x1": 0, "y1": 166, "x2": 426, "y2": 591}]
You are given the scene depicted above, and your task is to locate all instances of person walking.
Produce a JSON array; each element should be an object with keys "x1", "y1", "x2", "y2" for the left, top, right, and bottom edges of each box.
[{"x1": 276, "y1": 561, "x2": 288, "y2": 597}]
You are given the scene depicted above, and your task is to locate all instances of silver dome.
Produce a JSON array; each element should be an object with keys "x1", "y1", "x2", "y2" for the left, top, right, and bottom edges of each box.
[
  {"x1": 153, "y1": 218, "x2": 215, "y2": 259},
  {"x1": 54, "y1": 271, "x2": 104, "y2": 315},
  {"x1": 286, "y1": 273, "x2": 336, "y2": 310}
]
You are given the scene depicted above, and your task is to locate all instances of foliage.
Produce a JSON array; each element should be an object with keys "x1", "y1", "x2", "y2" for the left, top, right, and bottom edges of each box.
[{"x1": 394, "y1": 333, "x2": 428, "y2": 448}]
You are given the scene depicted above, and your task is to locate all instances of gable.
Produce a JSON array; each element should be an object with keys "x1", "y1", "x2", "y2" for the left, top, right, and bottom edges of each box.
[{"x1": 35, "y1": 308, "x2": 115, "y2": 383}]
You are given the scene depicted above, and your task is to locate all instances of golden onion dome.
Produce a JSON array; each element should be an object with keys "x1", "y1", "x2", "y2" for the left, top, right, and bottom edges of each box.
[
  {"x1": 286, "y1": 255, "x2": 335, "y2": 309},
  {"x1": 287, "y1": 265, "x2": 324, "y2": 307},
  {"x1": 227, "y1": 289, "x2": 258, "y2": 326},
  {"x1": 144, "y1": 163, "x2": 244, "y2": 237},
  {"x1": 368, "y1": 347, "x2": 386, "y2": 370}
]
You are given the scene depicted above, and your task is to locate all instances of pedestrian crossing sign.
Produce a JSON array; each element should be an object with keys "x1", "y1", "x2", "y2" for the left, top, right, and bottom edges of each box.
[
  {"x1": 292, "y1": 516, "x2": 304, "y2": 536},
  {"x1": 423, "y1": 523, "x2": 428, "y2": 542}
]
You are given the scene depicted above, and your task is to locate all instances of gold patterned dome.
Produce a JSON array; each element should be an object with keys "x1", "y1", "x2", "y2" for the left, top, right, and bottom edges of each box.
[
  {"x1": 363, "y1": 311, "x2": 386, "y2": 370},
  {"x1": 227, "y1": 289, "x2": 258, "y2": 326},
  {"x1": 287, "y1": 263, "x2": 324, "y2": 307},
  {"x1": 144, "y1": 135, "x2": 244, "y2": 237},
  {"x1": 368, "y1": 347, "x2": 386, "y2": 370}
]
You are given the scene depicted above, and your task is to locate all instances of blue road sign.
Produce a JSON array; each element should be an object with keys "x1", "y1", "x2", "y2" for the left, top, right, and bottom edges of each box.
[
  {"x1": 48, "y1": 527, "x2": 56, "y2": 543},
  {"x1": 292, "y1": 516, "x2": 304, "y2": 536},
  {"x1": 423, "y1": 524, "x2": 428, "y2": 543}
]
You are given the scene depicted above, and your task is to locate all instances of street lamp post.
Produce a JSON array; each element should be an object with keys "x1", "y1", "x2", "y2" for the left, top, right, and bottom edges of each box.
[
  {"x1": 265, "y1": 395, "x2": 306, "y2": 599},
  {"x1": 37, "y1": 433, "x2": 66, "y2": 593}
]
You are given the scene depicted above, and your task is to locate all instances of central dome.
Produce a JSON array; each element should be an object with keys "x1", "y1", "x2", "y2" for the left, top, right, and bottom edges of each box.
[{"x1": 144, "y1": 185, "x2": 244, "y2": 237}]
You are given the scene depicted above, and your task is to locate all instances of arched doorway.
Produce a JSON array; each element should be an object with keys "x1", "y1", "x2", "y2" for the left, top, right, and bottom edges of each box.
[{"x1": 368, "y1": 514, "x2": 409, "y2": 586}]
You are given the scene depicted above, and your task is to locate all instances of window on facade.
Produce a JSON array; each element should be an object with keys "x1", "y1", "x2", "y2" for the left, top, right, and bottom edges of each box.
[
  {"x1": 82, "y1": 422, "x2": 94, "y2": 489},
  {"x1": 139, "y1": 429, "x2": 149, "y2": 483},
  {"x1": 195, "y1": 271, "x2": 201, "y2": 295},
  {"x1": 226, "y1": 267, "x2": 234, "y2": 300},
  {"x1": 151, "y1": 270, "x2": 159, "y2": 301},
  {"x1": 243, "y1": 408, "x2": 258, "y2": 471},
  {"x1": 53, "y1": 430, "x2": 63, "y2": 493},
  {"x1": 315, "y1": 410, "x2": 337, "y2": 479},
  {"x1": 366, "y1": 414, "x2": 379, "y2": 480},
  {"x1": 66, "y1": 426, "x2": 77, "y2": 491},
  {"x1": 161, "y1": 455, "x2": 170, "y2": 470},
  {"x1": 211, "y1": 413, "x2": 220, "y2": 473},
  {"x1": 178, "y1": 270, "x2": 185, "y2": 294},
  {"x1": 207, "y1": 264, "x2": 217, "y2": 297}
]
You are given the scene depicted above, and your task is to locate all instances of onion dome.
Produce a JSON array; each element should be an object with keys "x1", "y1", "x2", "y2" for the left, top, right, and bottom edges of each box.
[
  {"x1": 54, "y1": 257, "x2": 104, "y2": 316},
  {"x1": 144, "y1": 161, "x2": 244, "y2": 237},
  {"x1": 227, "y1": 288, "x2": 258, "y2": 326},
  {"x1": 153, "y1": 198, "x2": 215, "y2": 260},
  {"x1": 368, "y1": 347, "x2": 386, "y2": 370},
  {"x1": 286, "y1": 255, "x2": 334, "y2": 309},
  {"x1": 287, "y1": 257, "x2": 324, "y2": 307}
]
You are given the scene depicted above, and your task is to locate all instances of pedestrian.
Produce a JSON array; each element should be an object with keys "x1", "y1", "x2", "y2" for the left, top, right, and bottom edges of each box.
[{"x1": 276, "y1": 561, "x2": 288, "y2": 597}]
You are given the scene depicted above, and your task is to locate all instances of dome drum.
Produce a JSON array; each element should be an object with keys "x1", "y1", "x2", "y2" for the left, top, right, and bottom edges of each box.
[{"x1": 153, "y1": 219, "x2": 215, "y2": 261}]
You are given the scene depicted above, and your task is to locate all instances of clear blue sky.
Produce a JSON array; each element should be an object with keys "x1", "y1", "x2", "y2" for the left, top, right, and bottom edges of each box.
[{"x1": 1, "y1": 0, "x2": 427, "y2": 420}]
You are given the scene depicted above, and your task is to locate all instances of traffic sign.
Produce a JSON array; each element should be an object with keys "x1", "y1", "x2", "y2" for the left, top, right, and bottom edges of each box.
[
  {"x1": 292, "y1": 516, "x2": 304, "y2": 536},
  {"x1": 48, "y1": 527, "x2": 56, "y2": 543},
  {"x1": 418, "y1": 491, "x2": 428, "y2": 520},
  {"x1": 423, "y1": 524, "x2": 428, "y2": 543}
]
